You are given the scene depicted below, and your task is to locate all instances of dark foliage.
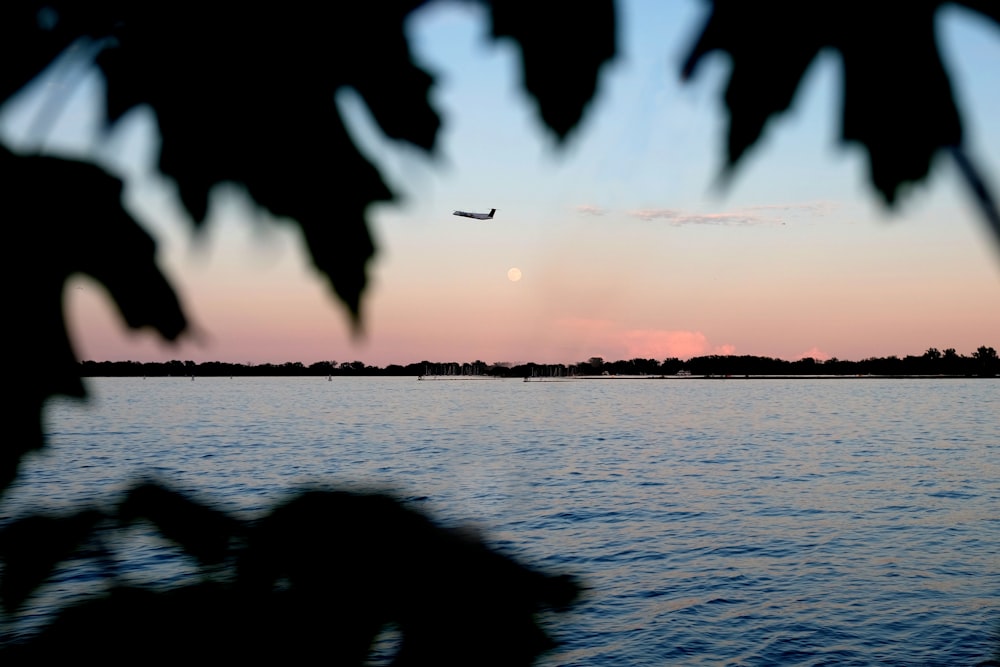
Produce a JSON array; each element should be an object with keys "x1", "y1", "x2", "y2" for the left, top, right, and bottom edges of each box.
[
  {"x1": 1, "y1": 0, "x2": 997, "y2": 662},
  {"x1": 4, "y1": 147, "x2": 186, "y2": 493},
  {"x1": 1, "y1": 482, "x2": 579, "y2": 665},
  {"x1": 682, "y1": 1, "x2": 999, "y2": 236},
  {"x1": 0, "y1": 509, "x2": 104, "y2": 612}
]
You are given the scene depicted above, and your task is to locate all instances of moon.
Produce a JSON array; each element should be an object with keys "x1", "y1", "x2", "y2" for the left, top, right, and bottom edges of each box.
[{"x1": 507, "y1": 267, "x2": 522, "y2": 282}]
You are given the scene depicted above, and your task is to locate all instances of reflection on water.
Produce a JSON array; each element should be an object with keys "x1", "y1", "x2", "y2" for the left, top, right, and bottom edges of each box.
[{"x1": 4, "y1": 377, "x2": 999, "y2": 664}]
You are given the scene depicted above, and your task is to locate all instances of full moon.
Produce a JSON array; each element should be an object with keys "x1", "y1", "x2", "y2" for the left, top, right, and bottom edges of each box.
[{"x1": 507, "y1": 267, "x2": 522, "y2": 282}]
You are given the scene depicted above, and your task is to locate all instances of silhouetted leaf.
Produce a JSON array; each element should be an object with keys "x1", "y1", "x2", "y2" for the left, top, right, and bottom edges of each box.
[
  {"x1": 3, "y1": 148, "x2": 186, "y2": 496},
  {"x1": 951, "y1": 145, "x2": 1000, "y2": 249},
  {"x1": 681, "y1": 4, "x2": 824, "y2": 173},
  {"x1": 3, "y1": 490, "x2": 580, "y2": 665},
  {"x1": 0, "y1": 2, "x2": 103, "y2": 103},
  {"x1": 953, "y1": 0, "x2": 1000, "y2": 28},
  {"x1": 91, "y1": 3, "x2": 440, "y2": 325},
  {"x1": 0, "y1": 510, "x2": 103, "y2": 611},
  {"x1": 0, "y1": 584, "x2": 289, "y2": 662},
  {"x1": 488, "y1": 0, "x2": 617, "y2": 141},
  {"x1": 119, "y1": 482, "x2": 241, "y2": 566},
  {"x1": 240, "y1": 489, "x2": 580, "y2": 666},
  {"x1": 682, "y1": 1, "x2": 999, "y2": 213}
]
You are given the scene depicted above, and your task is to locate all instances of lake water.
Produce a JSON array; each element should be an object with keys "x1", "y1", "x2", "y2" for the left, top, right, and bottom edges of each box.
[{"x1": 3, "y1": 377, "x2": 999, "y2": 665}]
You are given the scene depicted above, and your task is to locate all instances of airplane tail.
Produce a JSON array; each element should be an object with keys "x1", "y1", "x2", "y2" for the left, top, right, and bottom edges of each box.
[{"x1": 488, "y1": 208, "x2": 496, "y2": 218}]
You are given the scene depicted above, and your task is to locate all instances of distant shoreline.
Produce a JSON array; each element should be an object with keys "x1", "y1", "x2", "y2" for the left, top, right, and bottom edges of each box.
[
  {"x1": 77, "y1": 349, "x2": 1000, "y2": 379},
  {"x1": 84, "y1": 374, "x2": 999, "y2": 380},
  {"x1": 563, "y1": 374, "x2": 996, "y2": 380}
]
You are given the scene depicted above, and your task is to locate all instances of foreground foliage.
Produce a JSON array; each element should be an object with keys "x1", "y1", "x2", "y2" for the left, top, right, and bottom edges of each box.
[{"x1": 1, "y1": 483, "x2": 578, "y2": 664}]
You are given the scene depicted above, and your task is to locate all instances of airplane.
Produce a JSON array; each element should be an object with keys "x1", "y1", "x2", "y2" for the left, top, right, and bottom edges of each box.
[{"x1": 453, "y1": 208, "x2": 496, "y2": 220}]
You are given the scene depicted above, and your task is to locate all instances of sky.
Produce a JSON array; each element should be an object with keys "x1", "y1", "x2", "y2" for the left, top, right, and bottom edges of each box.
[{"x1": 3, "y1": 1, "x2": 999, "y2": 367}]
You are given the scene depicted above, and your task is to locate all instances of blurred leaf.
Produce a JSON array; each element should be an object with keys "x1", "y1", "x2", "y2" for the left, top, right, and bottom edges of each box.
[
  {"x1": 93, "y1": 3, "x2": 439, "y2": 325},
  {"x1": 119, "y1": 482, "x2": 241, "y2": 566},
  {"x1": 3, "y1": 148, "x2": 186, "y2": 497},
  {"x1": 0, "y1": 584, "x2": 274, "y2": 661},
  {"x1": 951, "y1": 145, "x2": 1000, "y2": 251},
  {"x1": 3, "y1": 491, "x2": 580, "y2": 664},
  {"x1": 488, "y1": 0, "x2": 617, "y2": 141},
  {"x1": 0, "y1": 2, "x2": 105, "y2": 103},
  {"x1": 954, "y1": 0, "x2": 1000, "y2": 26},
  {"x1": 682, "y1": 1, "x2": 998, "y2": 216},
  {"x1": 0, "y1": 510, "x2": 103, "y2": 612},
  {"x1": 682, "y1": 3, "x2": 825, "y2": 174},
  {"x1": 241, "y1": 489, "x2": 580, "y2": 665}
]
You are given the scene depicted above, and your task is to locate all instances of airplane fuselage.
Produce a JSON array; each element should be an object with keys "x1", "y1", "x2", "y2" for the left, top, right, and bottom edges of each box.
[{"x1": 453, "y1": 208, "x2": 496, "y2": 220}]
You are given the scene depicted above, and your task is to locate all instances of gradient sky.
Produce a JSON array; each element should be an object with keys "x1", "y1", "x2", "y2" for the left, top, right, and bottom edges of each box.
[{"x1": 4, "y1": 1, "x2": 999, "y2": 366}]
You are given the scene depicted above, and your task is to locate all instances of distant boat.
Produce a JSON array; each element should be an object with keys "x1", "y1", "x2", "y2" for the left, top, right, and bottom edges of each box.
[
  {"x1": 418, "y1": 375, "x2": 499, "y2": 381},
  {"x1": 523, "y1": 365, "x2": 576, "y2": 382},
  {"x1": 675, "y1": 370, "x2": 692, "y2": 377},
  {"x1": 418, "y1": 363, "x2": 498, "y2": 380},
  {"x1": 523, "y1": 376, "x2": 576, "y2": 382}
]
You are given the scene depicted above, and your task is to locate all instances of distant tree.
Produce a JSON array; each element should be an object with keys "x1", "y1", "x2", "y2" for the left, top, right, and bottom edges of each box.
[
  {"x1": 309, "y1": 361, "x2": 337, "y2": 375},
  {"x1": 401, "y1": 362, "x2": 427, "y2": 375},
  {"x1": 973, "y1": 345, "x2": 997, "y2": 360},
  {"x1": 822, "y1": 357, "x2": 850, "y2": 375},
  {"x1": 488, "y1": 362, "x2": 512, "y2": 377},
  {"x1": 939, "y1": 347, "x2": 962, "y2": 375},
  {"x1": 660, "y1": 357, "x2": 684, "y2": 374},
  {"x1": 972, "y1": 345, "x2": 999, "y2": 376}
]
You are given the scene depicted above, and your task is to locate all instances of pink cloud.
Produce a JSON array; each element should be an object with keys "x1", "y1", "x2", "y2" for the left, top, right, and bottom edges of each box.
[
  {"x1": 626, "y1": 208, "x2": 779, "y2": 226},
  {"x1": 713, "y1": 344, "x2": 737, "y2": 355},
  {"x1": 624, "y1": 201, "x2": 839, "y2": 226},
  {"x1": 622, "y1": 330, "x2": 710, "y2": 359},
  {"x1": 798, "y1": 346, "x2": 830, "y2": 361},
  {"x1": 575, "y1": 204, "x2": 606, "y2": 216}
]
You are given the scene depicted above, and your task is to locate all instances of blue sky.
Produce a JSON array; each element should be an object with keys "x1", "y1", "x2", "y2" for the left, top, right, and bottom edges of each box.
[{"x1": 3, "y1": 0, "x2": 998, "y2": 365}]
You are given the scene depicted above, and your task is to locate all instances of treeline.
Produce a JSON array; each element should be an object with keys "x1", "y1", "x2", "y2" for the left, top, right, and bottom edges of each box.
[{"x1": 78, "y1": 346, "x2": 999, "y2": 378}]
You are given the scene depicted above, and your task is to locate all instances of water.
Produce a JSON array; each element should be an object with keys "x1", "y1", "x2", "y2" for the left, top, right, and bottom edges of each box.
[{"x1": 3, "y1": 377, "x2": 999, "y2": 665}]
